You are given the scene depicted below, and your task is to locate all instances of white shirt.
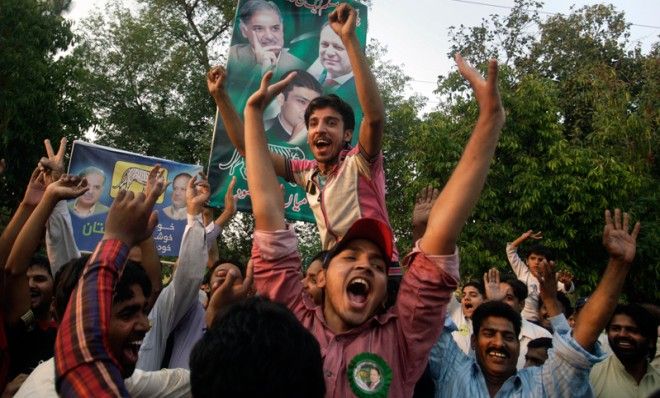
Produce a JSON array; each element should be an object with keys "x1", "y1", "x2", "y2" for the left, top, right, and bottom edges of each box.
[
  {"x1": 517, "y1": 318, "x2": 553, "y2": 369},
  {"x1": 15, "y1": 358, "x2": 191, "y2": 398}
]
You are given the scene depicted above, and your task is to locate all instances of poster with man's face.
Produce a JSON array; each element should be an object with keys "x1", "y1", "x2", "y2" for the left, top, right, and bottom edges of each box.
[
  {"x1": 68, "y1": 140, "x2": 202, "y2": 256},
  {"x1": 208, "y1": 0, "x2": 368, "y2": 223}
]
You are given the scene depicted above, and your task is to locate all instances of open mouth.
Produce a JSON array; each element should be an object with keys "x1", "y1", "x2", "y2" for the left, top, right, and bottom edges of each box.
[
  {"x1": 123, "y1": 339, "x2": 143, "y2": 364},
  {"x1": 314, "y1": 138, "x2": 331, "y2": 149},
  {"x1": 614, "y1": 339, "x2": 635, "y2": 349},
  {"x1": 486, "y1": 349, "x2": 509, "y2": 362},
  {"x1": 346, "y1": 277, "x2": 370, "y2": 305}
]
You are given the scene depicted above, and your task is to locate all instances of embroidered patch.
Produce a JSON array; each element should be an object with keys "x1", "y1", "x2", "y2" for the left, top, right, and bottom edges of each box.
[{"x1": 347, "y1": 352, "x2": 392, "y2": 397}]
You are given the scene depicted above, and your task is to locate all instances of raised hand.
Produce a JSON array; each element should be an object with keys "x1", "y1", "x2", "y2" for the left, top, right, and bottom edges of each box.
[
  {"x1": 246, "y1": 71, "x2": 297, "y2": 111},
  {"x1": 145, "y1": 164, "x2": 168, "y2": 198},
  {"x1": 329, "y1": 3, "x2": 357, "y2": 40},
  {"x1": 21, "y1": 168, "x2": 47, "y2": 207},
  {"x1": 483, "y1": 267, "x2": 504, "y2": 301},
  {"x1": 205, "y1": 260, "x2": 254, "y2": 328},
  {"x1": 45, "y1": 174, "x2": 89, "y2": 201},
  {"x1": 207, "y1": 65, "x2": 228, "y2": 100},
  {"x1": 531, "y1": 259, "x2": 558, "y2": 299},
  {"x1": 186, "y1": 173, "x2": 211, "y2": 216},
  {"x1": 556, "y1": 270, "x2": 574, "y2": 289},
  {"x1": 455, "y1": 53, "x2": 505, "y2": 124},
  {"x1": 413, "y1": 186, "x2": 439, "y2": 229},
  {"x1": 603, "y1": 209, "x2": 640, "y2": 264},
  {"x1": 103, "y1": 182, "x2": 162, "y2": 247},
  {"x1": 38, "y1": 137, "x2": 67, "y2": 185},
  {"x1": 521, "y1": 229, "x2": 543, "y2": 240}
]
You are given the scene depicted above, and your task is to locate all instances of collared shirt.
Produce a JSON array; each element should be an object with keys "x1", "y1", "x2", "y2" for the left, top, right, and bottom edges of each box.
[
  {"x1": 590, "y1": 354, "x2": 660, "y2": 398},
  {"x1": 518, "y1": 318, "x2": 552, "y2": 369},
  {"x1": 430, "y1": 314, "x2": 605, "y2": 398},
  {"x1": 506, "y1": 243, "x2": 575, "y2": 321},
  {"x1": 286, "y1": 146, "x2": 399, "y2": 262},
  {"x1": 252, "y1": 227, "x2": 459, "y2": 398},
  {"x1": 137, "y1": 214, "x2": 208, "y2": 371},
  {"x1": 16, "y1": 357, "x2": 191, "y2": 398},
  {"x1": 54, "y1": 239, "x2": 130, "y2": 397}
]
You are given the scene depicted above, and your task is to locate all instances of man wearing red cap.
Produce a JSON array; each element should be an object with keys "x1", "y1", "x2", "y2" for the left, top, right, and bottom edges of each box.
[{"x1": 241, "y1": 42, "x2": 505, "y2": 397}]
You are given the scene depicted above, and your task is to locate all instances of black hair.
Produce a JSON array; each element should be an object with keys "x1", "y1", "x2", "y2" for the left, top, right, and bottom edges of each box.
[
  {"x1": 28, "y1": 254, "x2": 52, "y2": 277},
  {"x1": 501, "y1": 277, "x2": 528, "y2": 303},
  {"x1": 205, "y1": 258, "x2": 246, "y2": 285},
  {"x1": 190, "y1": 296, "x2": 325, "y2": 398},
  {"x1": 525, "y1": 244, "x2": 554, "y2": 262},
  {"x1": 472, "y1": 300, "x2": 522, "y2": 338},
  {"x1": 53, "y1": 255, "x2": 90, "y2": 320},
  {"x1": 306, "y1": 250, "x2": 328, "y2": 272},
  {"x1": 539, "y1": 292, "x2": 574, "y2": 318},
  {"x1": 527, "y1": 337, "x2": 553, "y2": 350},
  {"x1": 113, "y1": 260, "x2": 152, "y2": 305},
  {"x1": 281, "y1": 69, "x2": 322, "y2": 98},
  {"x1": 463, "y1": 280, "x2": 485, "y2": 297},
  {"x1": 607, "y1": 303, "x2": 658, "y2": 360},
  {"x1": 304, "y1": 94, "x2": 355, "y2": 133},
  {"x1": 239, "y1": 0, "x2": 282, "y2": 24}
]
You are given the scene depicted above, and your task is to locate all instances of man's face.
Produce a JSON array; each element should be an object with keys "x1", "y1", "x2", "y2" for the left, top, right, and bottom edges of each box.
[
  {"x1": 319, "y1": 25, "x2": 351, "y2": 78},
  {"x1": 240, "y1": 9, "x2": 283, "y2": 56},
  {"x1": 306, "y1": 107, "x2": 352, "y2": 165},
  {"x1": 109, "y1": 284, "x2": 150, "y2": 378},
  {"x1": 27, "y1": 265, "x2": 53, "y2": 312},
  {"x1": 461, "y1": 285, "x2": 484, "y2": 319},
  {"x1": 278, "y1": 86, "x2": 320, "y2": 132},
  {"x1": 499, "y1": 283, "x2": 523, "y2": 314},
  {"x1": 302, "y1": 259, "x2": 323, "y2": 305},
  {"x1": 79, "y1": 172, "x2": 104, "y2": 208},
  {"x1": 171, "y1": 176, "x2": 191, "y2": 209},
  {"x1": 209, "y1": 263, "x2": 243, "y2": 293},
  {"x1": 524, "y1": 346, "x2": 549, "y2": 368},
  {"x1": 473, "y1": 316, "x2": 519, "y2": 380},
  {"x1": 318, "y1": 239, "x2": 387, "y2": 332},
  {"x1": 608, "y1": 314, "x2": 650, "y2": 362},
  {"x1": 526, "y1": 253, "x2": 546, "y2": 274}
]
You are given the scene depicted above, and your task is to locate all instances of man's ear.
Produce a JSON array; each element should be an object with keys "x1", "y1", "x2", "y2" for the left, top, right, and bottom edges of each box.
[
  {"x1": 276, "y1": 92, "x2": 285, "y2": 107},
  {"x1": 239, "y1": 21, "x2": 248, "y2": 39},
  {"x1": 316, "y1": 268, "x2": 326, "y2": 289},
  {"x1": 343, "y1": 129, "x2": 353, "y2": 145}
]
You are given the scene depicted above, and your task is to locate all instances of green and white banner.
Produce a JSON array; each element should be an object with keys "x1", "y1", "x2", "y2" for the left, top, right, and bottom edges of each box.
[{"x1": 208, "y1": 0, "x2": 368, "y2": 222}]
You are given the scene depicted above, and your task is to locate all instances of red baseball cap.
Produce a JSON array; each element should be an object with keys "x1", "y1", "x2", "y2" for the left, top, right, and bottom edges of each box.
[{"x1": 324, "y1": 218, "x2": 394, "y2": 267}]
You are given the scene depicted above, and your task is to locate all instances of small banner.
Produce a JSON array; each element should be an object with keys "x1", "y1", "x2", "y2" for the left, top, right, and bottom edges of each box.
[
  {"x1": 207, "y1": 0, "x2": 369, "y2": 222},
  {"x1": 67, "y1": 140, "x2": 203, "y2": 256}
]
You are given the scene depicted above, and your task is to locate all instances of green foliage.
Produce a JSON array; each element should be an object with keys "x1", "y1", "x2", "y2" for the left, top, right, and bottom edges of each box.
[
  {"x1": 73, "y1": 0, "x2": 236, "y2": 164},
  {"x1": 0, "y1": 0, "x2": 91, "y2": 210},
  {"x1": 383, "y1": 0, "x2": 658, "y2": 302}
]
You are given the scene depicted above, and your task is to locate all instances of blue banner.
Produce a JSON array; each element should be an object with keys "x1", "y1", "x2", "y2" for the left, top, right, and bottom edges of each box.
[{"x1": 67, "y1": 141, "x2": 203, "y2": 256}]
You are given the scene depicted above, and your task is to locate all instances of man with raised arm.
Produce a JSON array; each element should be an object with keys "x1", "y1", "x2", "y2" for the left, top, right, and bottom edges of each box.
[
  {"x1": 208, "y1": 3, "x2": 399, "y2": 265},
  {"x1": 242, "y1": 38, "x2": 505, "y2": 395},
  {"x1": 54, "y1": 179, "x2": 165, "y2": 396},
  {"x1": 429, "y1": 209, "x2": 641, "y2": 397}
]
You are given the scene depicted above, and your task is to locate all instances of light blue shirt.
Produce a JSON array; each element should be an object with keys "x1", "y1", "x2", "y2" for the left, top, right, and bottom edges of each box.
[{"x1": 429, "y1": 314, "x2": 606, "y2": 397}]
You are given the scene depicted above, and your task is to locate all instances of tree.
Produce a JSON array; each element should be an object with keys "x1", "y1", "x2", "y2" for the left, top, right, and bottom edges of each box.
[
  {"x1": 0, "y1": 0, "x2": 91, "y2": 212},
  {"x1": 73, "y1": 0, "x2": 236, "y2": 164}
]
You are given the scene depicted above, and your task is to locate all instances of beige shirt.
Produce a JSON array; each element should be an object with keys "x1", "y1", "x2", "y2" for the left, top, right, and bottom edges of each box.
[{"x1": 590, "y1": 354, "x2": 660, "y2": 398}]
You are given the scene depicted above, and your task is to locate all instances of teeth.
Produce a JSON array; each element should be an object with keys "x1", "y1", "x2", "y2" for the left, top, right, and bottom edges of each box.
[
  {"x1": 489, "y1": 351, "x2": 506, "y2": 358},
  {"x1": 352, "y1": 278, "x2": 368, "y2": 288}
]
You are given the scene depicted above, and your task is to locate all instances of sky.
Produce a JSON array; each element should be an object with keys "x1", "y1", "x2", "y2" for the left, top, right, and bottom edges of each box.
[{"x1": 66, "y1": 0, "x2": 659, "y2": 110}]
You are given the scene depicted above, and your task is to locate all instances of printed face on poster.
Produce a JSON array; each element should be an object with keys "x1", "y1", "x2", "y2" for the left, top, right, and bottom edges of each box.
[
  {"x1": 67, "y1": 140, "x2": 203, "y2": 256},
  {"x1": 208, "y1": 0, "x2": 368, "y2": 222}
]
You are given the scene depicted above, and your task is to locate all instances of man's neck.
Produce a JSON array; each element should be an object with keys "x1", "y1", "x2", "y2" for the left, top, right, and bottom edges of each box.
[
  {"x1": 317, "y1": 156, "x2": 340, "y2": 175},
  {"x1": 618, "y1": 355, "x2": 648, "y2": 384},
  {"x1": 277, "y1": 114, "x2": 294, "y2": 136},
  {"x1": 483, "y1": 371, "x2": 511, "y2": 398}
]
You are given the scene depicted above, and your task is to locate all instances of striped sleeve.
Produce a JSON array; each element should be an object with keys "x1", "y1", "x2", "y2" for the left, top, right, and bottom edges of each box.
[{"x1": 55, "y1": 239, "x2": 130, "y2": 397}]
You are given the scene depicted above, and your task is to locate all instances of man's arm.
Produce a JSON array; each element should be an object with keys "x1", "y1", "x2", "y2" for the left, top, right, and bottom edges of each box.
[
  {"x1": 329, "y1": 4, "x2": 385, "y2": 158},
  {"x1": 4, "y1": 175, "x2": 89, "y2": 324},
  {"x1": 55, "y1": 182, "x2": 163, "y2": 396},
  {"x1": 572, "y1": 209, "x2": 640, "y2": 351},
  {"x1": 207, "y1": 66, "x2": 287, "y2": 176},
  {"x1": 419, "y1": 55, "x2": 505, "y2": 255},
  {"x1": 244, "y1": 71, "x2": 296, "y2": 232}
]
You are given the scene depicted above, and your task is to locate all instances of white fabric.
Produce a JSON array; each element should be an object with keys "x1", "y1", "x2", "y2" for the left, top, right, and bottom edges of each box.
[{"x1": 517, "y1": 318, "x2": 553, "y2": 369}]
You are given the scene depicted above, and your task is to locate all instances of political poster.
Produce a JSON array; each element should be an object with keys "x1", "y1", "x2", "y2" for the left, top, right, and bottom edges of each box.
[
  {"x1": 208, "y1": 0, "x2": 368, "y2": 222},
  {"x1": 67, "y1": 140, "x2": 203, "y2": 256}
]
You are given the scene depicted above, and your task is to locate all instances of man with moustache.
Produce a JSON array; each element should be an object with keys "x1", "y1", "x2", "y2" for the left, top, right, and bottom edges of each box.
[
  {"x1": 590, "y1": 304, "x2": 660, "y2": 397},
  {"x1": 429, "y1": 209, "x2": 641, "y2": 397}
]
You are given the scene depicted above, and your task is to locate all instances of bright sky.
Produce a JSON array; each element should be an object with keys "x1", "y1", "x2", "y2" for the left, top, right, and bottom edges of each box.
[{"x1": 66, "y1": 0, "x2": 659, "y2": 110}]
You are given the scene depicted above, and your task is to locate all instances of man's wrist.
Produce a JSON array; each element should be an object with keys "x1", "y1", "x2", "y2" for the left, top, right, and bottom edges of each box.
[{"x1": 101, "y1": 233, "x2": 133, "y2": 247}]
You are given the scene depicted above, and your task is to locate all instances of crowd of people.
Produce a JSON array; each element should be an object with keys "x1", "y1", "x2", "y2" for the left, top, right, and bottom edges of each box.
[{"x1": 0, "y1": 2, "x2": 658, "y2": 397}]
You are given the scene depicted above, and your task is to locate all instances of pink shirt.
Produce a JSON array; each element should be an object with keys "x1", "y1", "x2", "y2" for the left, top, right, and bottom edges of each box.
[{"x1": 252, "y1": 227, "x2": 459, "y2": 398}]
